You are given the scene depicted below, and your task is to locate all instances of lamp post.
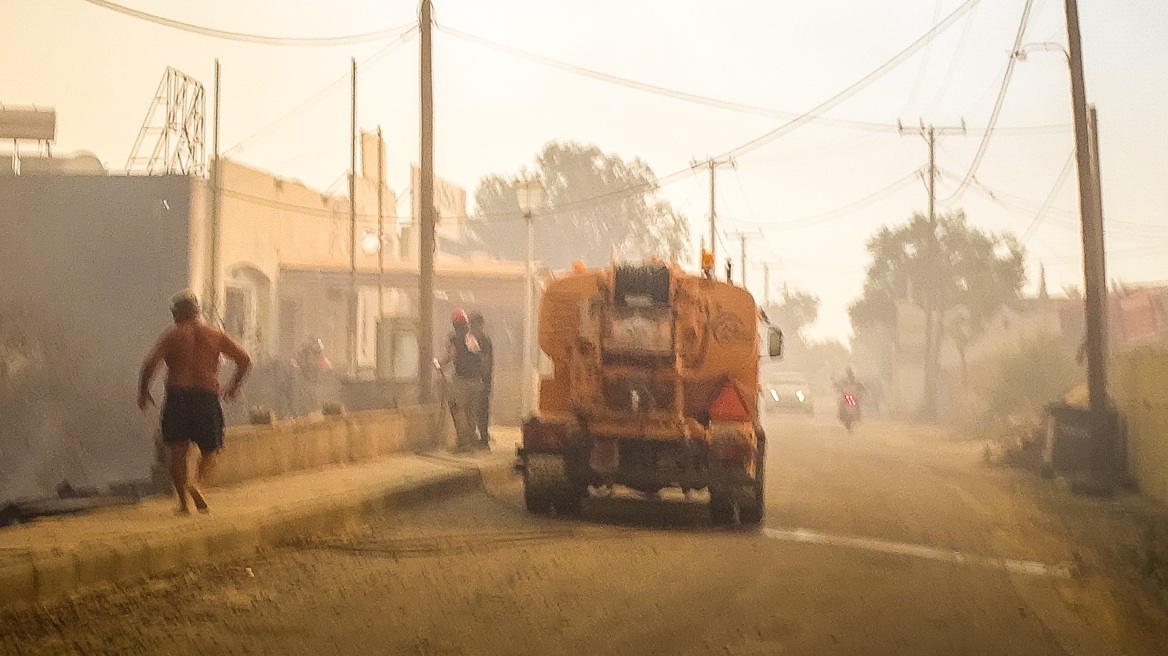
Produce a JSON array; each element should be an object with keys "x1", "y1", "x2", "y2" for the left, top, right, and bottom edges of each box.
[{"x1": 516, "y1": 179, "x2": 543, "y2": 418}]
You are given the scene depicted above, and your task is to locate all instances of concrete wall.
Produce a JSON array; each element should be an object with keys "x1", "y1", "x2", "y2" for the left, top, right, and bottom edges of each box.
[
  {"x1": 0, "y1": 173, "x2": 195, "y2": 502},
  {"x1": 211, "y1": 405, "x2": 450, "y2": 488},
  {"x1": 1115, "y1": 348, "x2": 1168, "y2": 505}
]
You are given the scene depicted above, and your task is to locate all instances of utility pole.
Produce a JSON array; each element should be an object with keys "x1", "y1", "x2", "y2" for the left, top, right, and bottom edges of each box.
[
  {"x1": 377, "y1": 126, "x2": 385, "y2": 321},
  {"x1": 725, "y1": 229, "x2": 762, "y2": 289},
  {"x1": 899, "y1": 120, "x2": 965, "y2": 420},
  {"x1": 1064, "y1": 0, "x2": 1112, "y2": 484},
  {"x1": 763, "y1": 262, "x2": 771, "y2": 307},
  {"x1": 347, "y1": 57, "x2": 358, "y2": 378},
  {"x1": 209, "y1": 59, "x2": 221, "y2": 326},
  {"x1": 418, "y1": 0, "x2": 436, "y2": 402},
  {"x1": 1085, "y1": 103, "x2": 1108, "y2": 376},
  {"x1": 691, "y1": 156, "x2": 735, "y2": 262}
]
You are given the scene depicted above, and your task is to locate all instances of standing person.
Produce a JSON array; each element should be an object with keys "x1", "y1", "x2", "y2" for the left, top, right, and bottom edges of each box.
[
  {"x1": 138, "y1": 291, "x2": 251, "y2": 514},
  {"x1": 468, "y1": 311, "x2": 494, "y2": 450},
  {"x1": 438, "y1": 309, "x2": 484, "y2": 452}
]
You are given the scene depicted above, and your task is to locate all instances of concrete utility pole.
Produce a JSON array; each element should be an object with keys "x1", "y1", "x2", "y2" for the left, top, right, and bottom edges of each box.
[
  {"x1": 209, "y1": 59, "x2": 222, "y2": 326},
  {"x1": 899, "y1": 120, "x2": 965, "y2": 420},
  {"x1": 1064, "y1": 0, "x2": 1111, "y2": 477},
  {"x1": 691, "y1": 156, "x2": 735, "y2": 262},
  {"x1": 347, "y1": 57, "x2": 359, "y2": 378},
  {"x1": 418, "y1": 0, "x2": 436, "y2": 402}
]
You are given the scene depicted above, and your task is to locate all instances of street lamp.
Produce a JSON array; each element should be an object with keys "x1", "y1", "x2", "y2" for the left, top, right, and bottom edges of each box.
[
  {"x1": 516, "y1": 178, "x2": 544, "y2": 417},
  {"x1": 1012, "y1": 41, "x2": 1069, "y2": 63},
  {"x1": 361, "y1": 232, "x2": 382, "y2": 256}
]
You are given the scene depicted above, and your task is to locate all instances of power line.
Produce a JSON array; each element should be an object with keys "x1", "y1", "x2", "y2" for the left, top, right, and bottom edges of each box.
[
  {"x1": 1021, "y1": 152, "x2": 1074, "y2": 243},
  {"x1": 731, "y1": 169, "x2": 924, "y2": 230},
  {"x1": 941, "y1": 0, "x2": 1036, "y2": 202},
  {"x1": 224, "y1": 27, "x2": 417, "y2": 155},
  {"x1": 718, "y1": 0, "x2": 983, "y2": 161},
  {"x1": 902, "y1": 0, "x2": 948, "y2": 113},
  {"x1": 929, "y1": 2, "x2": 979, "y2": 112},
  {"x1": 951, "y1": 170, "x2": 1168, "y2": 240},
  {"x1": 468, "y1": 1, "x2": 980, "y2": 223},
  {"x1": 77, "y1": 0, "x2": 417, "y2": 46},
  {"x1": 437, "y1": 23, "x2": 897, "y2": 131},
  {"x1": 267, "y1": 140, "x2": 352, "y2": 169},
  {"x1": 434, "y1": 18, "x2": 1067, "y2": 138}
]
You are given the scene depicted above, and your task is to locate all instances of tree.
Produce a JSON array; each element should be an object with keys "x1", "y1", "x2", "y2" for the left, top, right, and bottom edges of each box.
[
  {"x1": 848, "y1": 211, "x2": 1026, "y2": 417},
  {"x1": 761, "y1": 288, "x2": 819, "y2": 340},
  {"x1": 468, "y1": 142, "x2": 691, "y2": 269}
]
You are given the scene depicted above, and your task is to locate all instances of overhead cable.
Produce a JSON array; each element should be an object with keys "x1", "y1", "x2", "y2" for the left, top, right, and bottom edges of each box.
[
  {"x1": 78, "y1": 0, "x2": 416, "y2": 46},
  {"x1": 727, "y1": 169, "x2": 923, "y2": 230},
  {"x1": 224, "y1": 27, "x2": 417, "y2": 155},
  {"x1": 940, "y1": 0, "x2": 1036, "y2": 202},
  {"x1": 718, "y1": 0, "x2": 983, "y2": 161},
  {"x1": 438, "y1": 18, "x2": 1064, "y2": 137},
  {"x1": 439, "y1": 24, "x2": 915, "y2": 133},
  {"x1": 1021, "y1": 152, "x2": 1074, "y2": 243},
  {"x1": 466, "y1": 1, "x2": 983, "y2": 221},
  {"x1": 902, "y1": 0, "x2": 948, "y2": 113}
]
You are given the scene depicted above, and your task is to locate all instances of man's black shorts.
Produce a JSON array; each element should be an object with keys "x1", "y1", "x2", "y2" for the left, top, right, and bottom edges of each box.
[{"x1": 161, "y1": 387, "x2": 225, "y2": 453}]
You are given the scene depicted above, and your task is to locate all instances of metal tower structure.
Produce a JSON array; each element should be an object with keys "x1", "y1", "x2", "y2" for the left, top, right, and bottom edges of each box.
[{"x1": 126, "y1": 68, "x2": 206, "y2": 175}]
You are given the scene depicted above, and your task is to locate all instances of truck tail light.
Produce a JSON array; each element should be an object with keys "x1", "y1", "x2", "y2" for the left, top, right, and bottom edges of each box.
[{"x1": 710, "y1": 421, "x2": 754, "y2": 462}]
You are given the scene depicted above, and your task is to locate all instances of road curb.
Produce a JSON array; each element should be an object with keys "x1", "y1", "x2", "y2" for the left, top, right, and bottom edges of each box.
[{"x1": 0, "y1": 458, "x2": 515, "y2": 611}]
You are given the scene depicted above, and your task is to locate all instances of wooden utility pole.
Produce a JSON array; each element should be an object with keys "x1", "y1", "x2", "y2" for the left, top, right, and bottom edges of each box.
[
  {"x1": 377, "y1": 126, "x2": 385, "y2": 321},
  {"x1": 899, "y1": 120, "x2": 965, "y2": 420},
  {"x1": 209, "y1": 59, "x2": 222, "y2": 326},
  {"x1": 1087, "y1": 104, "x2": 1107, "y2": 364},
  {"x1": 418, "y1": 0, "x2": 436, "y2": 402},
  {"x1": 691, "y1": 156, "x2": 735, "y2": 262},
  {"x1": 726, "y1": 229, "x2": 762, "y2": 289},
  {"x1": 347, "y1": 57, "x2": 359, "y2": 377},
  {"x1": 1064, "y1": 0, "x2": 1112, "y2": 488},
  {"x1": 763, "y1": 262, "x2": 771, "y2": 307}
]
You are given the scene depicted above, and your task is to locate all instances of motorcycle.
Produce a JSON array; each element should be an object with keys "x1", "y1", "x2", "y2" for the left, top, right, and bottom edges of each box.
[{"x1": 838, "y1": 392, "x2": 861, "y2": 433}]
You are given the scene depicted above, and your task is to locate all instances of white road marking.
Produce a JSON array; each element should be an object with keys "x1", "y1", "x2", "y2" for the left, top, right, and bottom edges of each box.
[{"x1": 762, "y1": 527, "x2": 1075, "y2": 578}]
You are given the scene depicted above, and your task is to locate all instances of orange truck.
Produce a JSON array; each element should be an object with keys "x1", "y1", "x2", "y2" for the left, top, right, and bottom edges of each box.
[{"x1": 517, "y1": 261, "x2": 783, "y2": 524}]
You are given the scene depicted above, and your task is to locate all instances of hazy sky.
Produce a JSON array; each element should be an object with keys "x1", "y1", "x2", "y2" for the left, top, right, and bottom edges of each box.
[{"x1": 4, "y1": 0, "x2": 1167, "y2": 343}]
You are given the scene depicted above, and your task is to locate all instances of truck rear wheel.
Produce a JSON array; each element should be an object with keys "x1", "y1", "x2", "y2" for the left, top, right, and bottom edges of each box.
[
  {"x1": 525, "y1": 489, "x2": 552, "y2": 513},
  {"x1": 709, "y1": 491, "x2": 734, "y2": 525},
  {"x1": 739, "y1": 486, "x2": 764, "y2": 525},
  {"x1": 553, "y1": 491, "x2": 583, "y2": 516}
]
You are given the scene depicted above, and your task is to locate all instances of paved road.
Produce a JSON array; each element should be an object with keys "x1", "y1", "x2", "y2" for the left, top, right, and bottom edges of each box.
[{"x1": 4, "y1": 415, "x2": 1167, "y2": 655}]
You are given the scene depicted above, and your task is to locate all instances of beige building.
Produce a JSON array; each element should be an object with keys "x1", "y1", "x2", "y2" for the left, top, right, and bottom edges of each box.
[{"x1": 203, "y1": 135, "x2": 540, "y2": 421}]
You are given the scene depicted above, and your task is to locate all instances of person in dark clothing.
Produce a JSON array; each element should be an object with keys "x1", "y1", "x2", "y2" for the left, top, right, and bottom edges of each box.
[
  {"x1": 468, "y1": 312, "x2": 494, "y2": 450},
  {"x1": 438, "y1": 309, "x2": 485, "y2": 451},
  {"x1": 139, "y1": 291, "x2": 251, "y2": 514}
]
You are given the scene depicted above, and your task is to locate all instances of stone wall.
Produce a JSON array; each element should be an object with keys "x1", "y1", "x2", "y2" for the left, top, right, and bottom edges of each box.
[
  {"x1": 210, "y1": 405, "x2": 452, "y2": 488},
  {"x1": 1115, "y1": 348, "x2": 1168, "y2": 505}
]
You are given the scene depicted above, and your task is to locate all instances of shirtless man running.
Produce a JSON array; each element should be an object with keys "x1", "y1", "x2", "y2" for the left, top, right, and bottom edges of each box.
[{"x1": 138, "y1": 292, "x2": 251, "y2": 514}]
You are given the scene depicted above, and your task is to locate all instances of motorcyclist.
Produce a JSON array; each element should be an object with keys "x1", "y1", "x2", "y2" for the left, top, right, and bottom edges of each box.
[
  {"x1": 834, "y1": 367, "x2": 865, "y2": 397},
  {"x1": 833, "y1": 367, "x2": 866, "y2": 420}
]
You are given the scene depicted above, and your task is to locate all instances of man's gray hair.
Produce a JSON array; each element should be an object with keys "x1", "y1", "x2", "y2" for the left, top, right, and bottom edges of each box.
[{"x1": 170, "y1": 290, "x2": 200, "y2": 316}]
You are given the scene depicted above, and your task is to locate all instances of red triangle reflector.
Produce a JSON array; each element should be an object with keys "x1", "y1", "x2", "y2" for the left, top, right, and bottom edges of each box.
[{"x1": 709, "y1": 382, "x2": 751, "y2": 422}]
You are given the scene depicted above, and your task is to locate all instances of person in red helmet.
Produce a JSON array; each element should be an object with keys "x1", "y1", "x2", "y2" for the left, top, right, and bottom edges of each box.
[{"x1": 438, "y1": 308, "x2": 485, "y2": 451}]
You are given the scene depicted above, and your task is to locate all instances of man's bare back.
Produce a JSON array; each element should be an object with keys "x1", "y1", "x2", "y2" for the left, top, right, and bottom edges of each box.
[
  {"x1": 140, "y1": 319, "x2": 250, "y2": 399},
  {"x1": 139, "y1": 292, "x2": 250, "y2": 514}
]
